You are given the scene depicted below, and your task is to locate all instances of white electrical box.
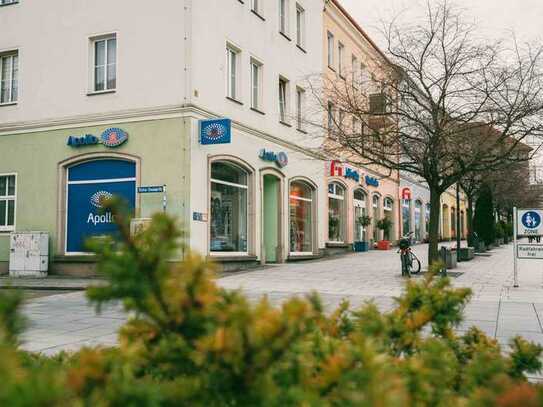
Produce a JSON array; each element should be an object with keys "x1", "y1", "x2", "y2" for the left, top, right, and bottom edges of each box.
[{"x1": 9, "y1": 232, "x2": 49, "y2": 278}]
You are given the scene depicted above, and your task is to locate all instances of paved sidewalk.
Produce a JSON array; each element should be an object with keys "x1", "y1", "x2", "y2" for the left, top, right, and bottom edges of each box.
[
  {"x1": 0, "y1": 276, "x2": 105, "y2": 290},
  {"x1": 16, "y1": 242, "x2": 543, "y2": 360}
]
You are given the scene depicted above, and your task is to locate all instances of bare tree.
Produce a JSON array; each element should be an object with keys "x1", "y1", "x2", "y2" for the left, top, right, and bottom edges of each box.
[{"x1": 307, "y1": 0, "x2": 543, "y2": 263}]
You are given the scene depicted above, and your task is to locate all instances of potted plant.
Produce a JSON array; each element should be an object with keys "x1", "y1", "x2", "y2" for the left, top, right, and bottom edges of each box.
[
  {"x1": 354, "y1": 215, "x2": 372, "y2": 252},
  {"x1": 328, "y1": 216, "x2": 340, "y2": 242},
  {"x1": 376, "y1": 217, "x2": 393, "y2": 250}
]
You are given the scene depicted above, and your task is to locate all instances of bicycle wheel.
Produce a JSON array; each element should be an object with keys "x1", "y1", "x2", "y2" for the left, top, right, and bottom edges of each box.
[{"x1": 409, "y1": 252, "x2": 421, "y2": 274}]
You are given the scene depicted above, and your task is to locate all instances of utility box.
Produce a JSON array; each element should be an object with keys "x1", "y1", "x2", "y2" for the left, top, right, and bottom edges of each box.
[{"x1": 9, "y1": 232, "x2": 49, "y2": 278}]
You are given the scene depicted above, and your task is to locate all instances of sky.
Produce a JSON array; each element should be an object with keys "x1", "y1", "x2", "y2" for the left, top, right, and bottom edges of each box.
[{"x1": 340, "y1": 0, "x2": 543, "y2": 50}]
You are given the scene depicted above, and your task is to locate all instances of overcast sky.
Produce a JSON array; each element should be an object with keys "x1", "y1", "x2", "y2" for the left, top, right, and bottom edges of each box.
[{"x1": 340, "y1": 0, "x2": 543, "y2": 50}]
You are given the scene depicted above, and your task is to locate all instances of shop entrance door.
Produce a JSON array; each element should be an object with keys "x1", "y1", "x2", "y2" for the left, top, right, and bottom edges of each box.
[{"x1": 263, "y1": 175, "x2": 281, "y2": 263}]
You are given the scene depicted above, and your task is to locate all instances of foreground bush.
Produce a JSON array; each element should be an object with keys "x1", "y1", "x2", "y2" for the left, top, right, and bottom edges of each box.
[{"x1": 1, "y1": 205, "x2": 542, "y2": 406}]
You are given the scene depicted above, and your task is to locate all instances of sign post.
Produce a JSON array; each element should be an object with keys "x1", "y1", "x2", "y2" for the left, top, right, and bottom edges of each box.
[{"x1": 514, "y1": 207, "x2": 543, "y2": 288}]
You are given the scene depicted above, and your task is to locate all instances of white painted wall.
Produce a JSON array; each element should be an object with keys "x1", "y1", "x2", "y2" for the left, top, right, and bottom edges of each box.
[{"x1": 0, "y1": 0, "x2": 187, "y2": 124}]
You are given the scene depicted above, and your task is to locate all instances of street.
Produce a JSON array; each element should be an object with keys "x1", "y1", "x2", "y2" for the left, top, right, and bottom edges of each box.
[{"x1": 18, "y1": 242, "x2": 543, "y2": 359}]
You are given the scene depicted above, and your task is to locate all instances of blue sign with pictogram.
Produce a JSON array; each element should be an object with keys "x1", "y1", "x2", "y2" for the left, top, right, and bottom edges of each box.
[
  {"x1": 199, "y1": 118, "x2": 232, "y2": 145},
  {"x1": 521, "y1": 211, "x2": 541, "y2": 229}
]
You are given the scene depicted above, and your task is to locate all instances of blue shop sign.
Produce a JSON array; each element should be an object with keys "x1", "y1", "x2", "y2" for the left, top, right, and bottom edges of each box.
[
  {"x1": 344, "y1": 167, "x2": 360, "y2": 182},
  {"x1": 67, "y1": 128, "x2": 128, "y2": 148},
  {"x1": 199, "y1": 118, "x2": 232, "y2": 145},
  {"x1": 259, "y1": 149, "x2": 288, "y2": 168},
  {"x1": 366, "y1": 175, "x2": 380, "y2": 187}
]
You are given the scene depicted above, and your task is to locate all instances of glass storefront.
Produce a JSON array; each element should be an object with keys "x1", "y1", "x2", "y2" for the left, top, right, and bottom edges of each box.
[
  {"x1": 328, "y1": 182, "x2": 345, "y2": 242},
  {"x1": 353, "y1": 189, "x2": 367, "y2": 241},
  {"x1": 289, "y1": 181, "x2": 313, "y2": 253},
  {"x1": 383, "y1": 197, "x2": 394, "y2": 241},
  {"x1": 425, "y1": 203, "x2": 431, "y2": 235},
  {"x1": 210, "y1": 161, "x2": 248, "y2": 253},
  {"x1": 414, "y1": 200, "x2": 422, "y2": 241},
  {"x1": 402, "y1": 199, "x2": 411, "y2": 237},
  {"x1": 372, "y1": 194, "x2": 380, "y2": 242}
]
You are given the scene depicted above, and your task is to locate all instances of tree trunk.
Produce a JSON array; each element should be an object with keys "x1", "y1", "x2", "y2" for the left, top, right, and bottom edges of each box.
[
  {"x1": 428, "y1": 187, "x2": 442, "y2": 265},
  {"x1": 467, "y1": 195, "x2": 474, "y2": 247}
]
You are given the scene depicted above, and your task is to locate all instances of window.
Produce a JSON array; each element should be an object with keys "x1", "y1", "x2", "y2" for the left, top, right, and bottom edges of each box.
[
  {"x1": 251, "y1": 0, "x2": 262, "y2": 15},
  {"x1": 227, "y1": 45, "x2": 241, "y2": 101},
  {"x1": 92, "y1": 36, "x2": 116, "y2": 92},
  {"x1": 0, "y1": 174, "x2": 16, "y2": 231},
  {"x1": 327, "y1": 32, "x2": 334, "y2": 68},
  {"x1": 354, "y1": 189, "x2": 367, "y2": 241},
  {"x1": 352, "y1": 55, "x2": 358, "y2": 86},
  {"x1": 402, "y1": 198, "x2": 411, "y2": 236},
  {"x1": 279, "y1": 77, "x2": 289, "y2": 123},
  {"x1": 338, "y1": 109, "x2": 345, "y2": 128},
  {"x1": 210, "y1": 162, "x2": 249, "y2": 254},
  {"x1": 0, "y1": 51, "x2": 18, "y2": 104},
  {"x1": 372, "y1": 195, "x2": 380, "y2": 242},
  {"x1": 328, "y1": 182, "x2": 346, "y2": 242},
  {"x1": 414, "y1": 200, "x2": 423, "y2": 241},
  {"x1": 296, "y1": 87, "x2": 305, "y2": 130},
  {"x1": 369, "y1": 93, "x2": 386, "y2": 114},
  {"x1": 338, "y1": 42, "x2": 345, "y2": 77},
  {"x1": 250, "y1": 59, "x2": 263, "y2": 110},
  {"x1": 352, "y1": 117, "x2": 360, "y2": 135},
  {"x1": 327, "y1": 101, "x2": 335, "y2": 134},
  {"x1": 296, "y1": 4, "x2": 305, "y2": 48},
  {"x1": 290, "y1": 181, "x2": 314, "y2": 254},
  {"x1": 279, "y1": 0, "x2": 289, "y2": 35}
]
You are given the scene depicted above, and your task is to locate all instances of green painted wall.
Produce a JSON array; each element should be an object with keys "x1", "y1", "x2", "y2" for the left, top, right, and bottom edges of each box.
[
  {"x1": 263, "y1": 175, "x2": 279, "y2": 263},
  {"x1": 0, "y1": 118, "x2": 190, "y2": 262}
]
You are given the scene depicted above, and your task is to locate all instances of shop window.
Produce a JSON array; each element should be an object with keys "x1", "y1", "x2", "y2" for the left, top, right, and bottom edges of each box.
[
  {"x1": 328, "y1": 182, "x2": 345, "y2": 242},
  {"x1": 91, "y1": 35, "x2": 116, "y2": 92},
  {"x1": 414, "y1": 200, "x2": 423, "y2": 241},
  {"x1": 0, "y1": 174, "x2": 16, "y2": 231},
  {"x1": 425, "y1": 203, "x2": 431, "y2": 233},
  {"x1": 353, "y1": 189, "x2": 367, "y2": 242},
  {"x1": 289, "y1": 181, "x2": 313, "y2": 254},
  {"x1": 372, "y1": 195, "x2": 380, "y2": 241},
  {"x1": 210, "y1": 161, "x2": 249, "y2": 254},
  {"x1": 402, "y1": 198, "x2": 411, "y2": 236},
  {"x1": 383, "y1": 197, "x2": 394, "y2": 241}
]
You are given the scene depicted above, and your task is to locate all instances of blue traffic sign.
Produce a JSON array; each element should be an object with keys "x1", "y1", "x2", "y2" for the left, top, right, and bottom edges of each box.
[{"x1": 521, "y1": 211, "x2": 541, "y2": 229}]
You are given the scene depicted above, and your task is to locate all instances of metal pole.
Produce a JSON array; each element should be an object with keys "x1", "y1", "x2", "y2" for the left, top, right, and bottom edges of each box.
[
  {"x1": 513, "y1": 207, "x2": 519, "y2": 288},
  {"x1": 163, "y1": 184, "x2": 167, "y2": 213}
]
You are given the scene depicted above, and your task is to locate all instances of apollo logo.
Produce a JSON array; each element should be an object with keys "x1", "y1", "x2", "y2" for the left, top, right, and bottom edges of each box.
[
  {"x1": 101, "y1": 128, "x2": 129, "y2": 147},
  {"x1": 90, "y1": 191, "x2": 114, "y2": 209},
  {"x1": 203, "y1": 122, "x2": 227, "y2": 140}
]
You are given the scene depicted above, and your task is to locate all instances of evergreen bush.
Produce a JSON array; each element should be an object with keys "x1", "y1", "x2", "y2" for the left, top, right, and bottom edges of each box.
[
  {"x1": 0, "y1": 201, "x2": 541, "y2": 406},
  {"x1": 474, "y1": 184, "x2": 496, "y2": 245}
]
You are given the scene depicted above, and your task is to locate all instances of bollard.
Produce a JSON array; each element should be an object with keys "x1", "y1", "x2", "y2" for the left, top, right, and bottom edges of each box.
[{"x1": 440, "y1": 246, "x2": 448, "y2": 277}]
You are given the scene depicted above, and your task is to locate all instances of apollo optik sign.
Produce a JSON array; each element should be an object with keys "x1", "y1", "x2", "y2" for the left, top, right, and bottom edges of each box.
[{"x1": 67, "y1": 128, "x2": 129, "y2": 148}]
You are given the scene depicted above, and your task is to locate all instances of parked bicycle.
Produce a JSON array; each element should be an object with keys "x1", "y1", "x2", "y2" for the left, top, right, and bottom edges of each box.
[{"x1": 398, "y1": 232, "x2": 421, "y2": 277}]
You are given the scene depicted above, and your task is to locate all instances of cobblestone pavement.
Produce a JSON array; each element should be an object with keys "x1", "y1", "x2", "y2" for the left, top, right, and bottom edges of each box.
[{"x1": 18, "y1": 242, "x2": 543, "y2": 362}]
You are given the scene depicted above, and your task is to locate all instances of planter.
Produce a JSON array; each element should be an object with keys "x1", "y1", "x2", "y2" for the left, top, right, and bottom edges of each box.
[
  {"x1": 458, "y1": 247, "x2": 475, "y2": 261},
  {"x1": 353, "y1": 241, "x2": 369, "y2": 252},
  {"x1": 377, "y1": 240, "x2": 391, "y2": 250}
]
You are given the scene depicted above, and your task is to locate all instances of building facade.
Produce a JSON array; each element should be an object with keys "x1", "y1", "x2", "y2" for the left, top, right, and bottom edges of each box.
[
  {"x1": 0, "y1": 0, "x2": 327, "y2": 273},
  {"x1": 322, "y1": 0, "x2": 400, "y2": 249}
]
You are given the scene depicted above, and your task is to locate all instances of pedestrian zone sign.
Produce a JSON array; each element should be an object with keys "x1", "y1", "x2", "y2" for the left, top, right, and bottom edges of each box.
[{"x1": 517, "y1": 209, "x2": 543, "y2": 236}]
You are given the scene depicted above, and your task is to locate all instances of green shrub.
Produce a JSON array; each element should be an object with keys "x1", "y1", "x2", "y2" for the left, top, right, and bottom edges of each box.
[{"x1": 0, "y1": 201, "x2": 541, "y2": 406}]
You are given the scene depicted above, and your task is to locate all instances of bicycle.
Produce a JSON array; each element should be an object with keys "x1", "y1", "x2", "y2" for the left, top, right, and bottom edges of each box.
[{"x1": 398, "y1": 232, "x2": 421, "y2": 277}]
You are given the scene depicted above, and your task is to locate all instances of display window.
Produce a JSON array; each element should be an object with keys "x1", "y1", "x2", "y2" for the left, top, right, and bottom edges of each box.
[
  {"x1": 289, "y1": 181, "x2": 314, "y2": 254},
  {"x1": 210, "y1": 161, "x2": 249, "y2": 254},
  {"x1": 402, "y1": 198, "x2": 411, "y2": 236},
  {"x1": 372, "y1": 195, "x2": 381, "y2": 242},
  {"x1": 383, "y1": 197, "x2": 394, "y2": 241},
  {"x1": 328, "y1": 182, "x2": 345, "y2": 242},
  {"x1": 353, "y1": 189, "x2": 367, "y2": 242},
  {"x1": 414, "y1": 200, "x2": 422, "y2": 241}
]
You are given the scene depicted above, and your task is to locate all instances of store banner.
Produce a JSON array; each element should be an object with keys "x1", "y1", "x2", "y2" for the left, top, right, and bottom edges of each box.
[
  {"x1": 199, "y1": 118, "x2": 232, "y2": 145},
  {"x1": 66, "y1": 180, "x2": 135, "y2": 253}
]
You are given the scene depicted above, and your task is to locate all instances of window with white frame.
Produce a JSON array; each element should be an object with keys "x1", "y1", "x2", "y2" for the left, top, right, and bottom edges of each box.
[
  {"x1": 251, "y1": 0, "x2": 262, "y2": 15},
  {"x1": 338, "y1": 42, "x2": 345, "y2": 77},
  {"x1": 296, "y1": 86, "x2": 305, "y2": 130},
  {"x1": 352, "y1": 55, "x2": 358, "y2": 85},
  {"x1": 327, "y1": 32, "x2": 334, "y2": 68},
  {"x1": 0, "y1": 51, "x2": 18, "y2": 104},
  {"x1": 91, "y1": 35, "x2": 116, "y2": 92},
  {"x1": 226, "y1": 45, "x2": 241, "y2": 101},
  {"x1": 250, "y1": 59, "x2": 263, "y2": 110},
  {"x1": 279, "y1": 76, "x2": 289, "y2": 123},
  {"x1": 327, "y1": 101, "x2": 335, "y2": 133},
  {"x1": 296, "y1": 4, "x2": 305, "y2": 48},
  {"x1": 0, "y1": 174, "x2": 16, "y2": 231},
  {"x1": 279, "y1": 0, "x2": 289, "y2": 35}
]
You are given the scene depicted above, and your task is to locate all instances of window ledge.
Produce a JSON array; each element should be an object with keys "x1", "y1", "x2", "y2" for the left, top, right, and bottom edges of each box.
[
  {"x1": 279, "y1": 120, "x2": 292, "y2": 127},
  {"x1": 297, "y1": 128, "x2": 308, "y2": 134},
  {"x1": 250, "y1": 107, "x2": 265, "y2": 115},
  {"x1": 0, "y1": 1, "x2": 19, "y2": 7},
  {"x1": 296, "y1": 44, "x2": 307, "y2": 53},
  {"x1": 251, "y1": 9, "x2": 265, "y2": 21},
  {"x1": 0, "y1": 102, "x2": 17, "y2": 107},
  {"x1": 208, "y1": 255, "x2": 257, "y2": 263},
  {"x1": 87, "y1": 89, "x2": 116, "y2": 96},
  {"x1": 279, "y1": 31, "x2": 292, "y2": 42},
  {"x1": 226, "y1": 96, "x2": 244, "y2": 106}
]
